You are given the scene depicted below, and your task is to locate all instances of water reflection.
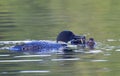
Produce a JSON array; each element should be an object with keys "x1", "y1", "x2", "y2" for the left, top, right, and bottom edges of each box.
[
  {"x1": 0, "y1": 39, "x2": 119, "y2": 76},
  {"x1": 0, "y1": 11, "x2": 15, "y2": 40},
  {"x1": 0, "y1": 46, "x2": 116, "y2": 76}
]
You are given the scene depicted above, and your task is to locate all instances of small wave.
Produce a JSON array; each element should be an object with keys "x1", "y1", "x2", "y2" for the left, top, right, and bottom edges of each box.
[
  {"x1": 104, "y1": 53, "x2": 111, "y2": 56},
  {"x1": 0, "y1": 54, "x2": 10, "y2": 57},
  {"x1": 14, "y1": 55, "x2": 51, "y2": 58},
  {"x1": 51, "y1": 58, "x2": 80, "y2": 61},
  {"x1": 1, "y1": 70, "x2": 50, "y2": 74},
  {"x1": 85, "y1": 50, "x2": 103, "y2": 54},
  {"x1": 107, "y1": 39, "x2": 117, "y2": 42},
  {"x1": 90, "y1": 59, "x2": 108, "y2": 62},
  {"x1": 115, "y1": 49, "x2": 120, "y2": 52},
  {"x1": 19, "y1": 70, "x2": 50, "y2": 73},
  {"x1": 0, "y1": 59, "x2": 43, "y2": 63}
]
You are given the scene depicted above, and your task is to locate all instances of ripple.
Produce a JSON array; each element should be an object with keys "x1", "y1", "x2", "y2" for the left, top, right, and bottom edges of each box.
[
  {"x1": 104, "y1": 53, "x2": 111, "y2": 56},
  {"x1": 51, "y1": 58, "x2": 80, "y2": 61},
  {"x1": 19, "y1": 70, "x2": 50, "y2": 73},
  {"x1": 107, "y1": 39, "x2": 117, "y2": 42},
  {"x1": 115, "y1": 49, "x2": 120, "y2": 52},
  {"x1": 1, "y1": 70, "x2": 50, "y2": 74},
  {"x1": 0, "y1": 54, "x2": 10, "y2": 57},
  {"x1": 0, "y1": 59, "x2": 43, "y2": 63},
  {"x1": 105, "y1": 49, "x2": 113, "y2": 51},
  {"x1": 91, "y1": 60, "x2": 108, "y2": 62},
  {"x1": 14, "y1": 55, "x2": 51, "y2": 58},
  {"x1": 85, "y1": 50, "x2": 103, "y2": 54}
]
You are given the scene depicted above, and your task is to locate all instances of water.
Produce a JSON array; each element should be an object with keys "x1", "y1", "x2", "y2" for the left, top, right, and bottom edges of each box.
[
  {"x1": 0, "y1": 0, "x2": 120, "y2": 76},
  {"x1": 0, "y1": 40, "x2": 119, "y2": 76}
]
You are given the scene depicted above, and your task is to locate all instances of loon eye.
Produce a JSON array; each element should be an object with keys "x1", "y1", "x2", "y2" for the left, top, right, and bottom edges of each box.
[
  {"x1": 22, "y1": 47, "x2": 25, "y2": 51},
  {"x1": 22, "y1": 46, "x2": 28, "y2": 51}
]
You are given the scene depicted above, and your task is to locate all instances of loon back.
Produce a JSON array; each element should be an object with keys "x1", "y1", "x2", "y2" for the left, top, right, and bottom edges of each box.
[{"x1": 9, "y1": 41, "x2": 65, "y2": 52}]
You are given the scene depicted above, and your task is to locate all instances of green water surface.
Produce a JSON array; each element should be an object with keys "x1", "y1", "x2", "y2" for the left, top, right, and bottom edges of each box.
[{"x1": 0, "y1": 0, "x2": 120, "y2": 76}]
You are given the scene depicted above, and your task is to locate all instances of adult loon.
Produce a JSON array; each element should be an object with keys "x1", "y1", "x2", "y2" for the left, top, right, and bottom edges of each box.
[{"x1": 9, "y1": 31, "x2": 95, "y2": 52}]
